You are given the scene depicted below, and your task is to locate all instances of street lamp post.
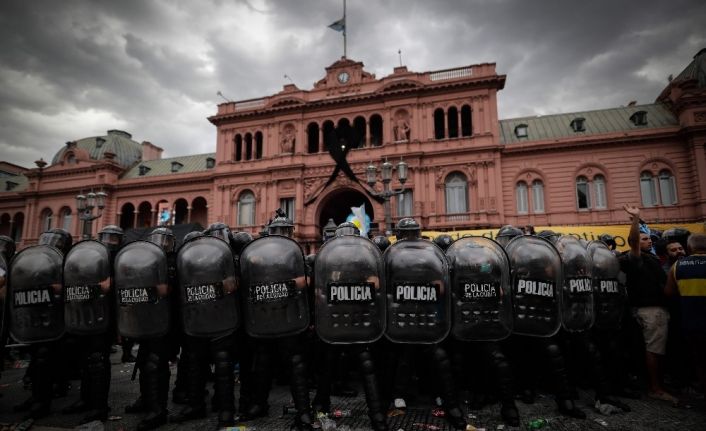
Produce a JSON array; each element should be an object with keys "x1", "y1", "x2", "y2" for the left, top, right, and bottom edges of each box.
[
  {"x1": 366, "y1": 158, "x2": 408, "y2": 236},
  {"x1": 76, "y1": 190, "x2": 107, "y2": 240}
]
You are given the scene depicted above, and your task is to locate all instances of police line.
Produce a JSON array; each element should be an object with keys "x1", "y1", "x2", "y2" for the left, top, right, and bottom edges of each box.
[{"x1": 419, "y1": 222, "x2": 705, "y2": 251}]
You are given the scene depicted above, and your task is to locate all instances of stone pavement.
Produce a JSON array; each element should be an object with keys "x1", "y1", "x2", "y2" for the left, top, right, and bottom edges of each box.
[{"x1": 0, "y1": 348, "x2": 704, "y2": 431}]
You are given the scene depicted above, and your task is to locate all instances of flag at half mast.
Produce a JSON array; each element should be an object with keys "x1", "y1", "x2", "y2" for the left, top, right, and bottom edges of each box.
[{"x1": 329, "y1": 17, "x2": 345, "y2": 33}]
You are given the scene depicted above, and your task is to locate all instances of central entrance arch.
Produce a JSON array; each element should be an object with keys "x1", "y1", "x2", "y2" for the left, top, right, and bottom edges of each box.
[{"x1": 317, "y1": 188, "x2": 375, "y2": 236}]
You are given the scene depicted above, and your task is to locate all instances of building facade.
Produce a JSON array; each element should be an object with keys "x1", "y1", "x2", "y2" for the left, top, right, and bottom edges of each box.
[{"x1": 2, "y1": 50, "x2": 706, "y2": 251}]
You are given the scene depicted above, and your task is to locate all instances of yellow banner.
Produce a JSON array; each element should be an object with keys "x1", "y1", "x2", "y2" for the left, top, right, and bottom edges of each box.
[{"x1": 420, "y1": 223, "x2": 706, "y2": 251}]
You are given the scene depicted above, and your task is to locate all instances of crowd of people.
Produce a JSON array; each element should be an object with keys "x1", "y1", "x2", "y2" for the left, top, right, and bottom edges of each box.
[{"x1": 0, "y1": 204, "x2": 704, "y2": 431}]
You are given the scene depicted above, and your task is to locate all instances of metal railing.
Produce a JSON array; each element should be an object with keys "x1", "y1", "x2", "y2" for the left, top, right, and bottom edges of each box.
[{"x1": 429, "y1": 66, "x2": 473, "y2": 82}]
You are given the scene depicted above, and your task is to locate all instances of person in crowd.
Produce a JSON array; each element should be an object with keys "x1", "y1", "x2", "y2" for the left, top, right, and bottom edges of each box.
[
  {"x1": 621, "y1": 205, "x2": 677, "y2": 404},
  {"x1": 664, "y1": 233, "x2": 706, "y2": 401}
]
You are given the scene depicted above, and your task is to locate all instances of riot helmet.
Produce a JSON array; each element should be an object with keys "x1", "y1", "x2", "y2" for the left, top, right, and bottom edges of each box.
[
  {"x1": 537, "y1": 230, "x2": 559, "y2": 244},
  {"x1": 38, "y1": 228, "x2": 73, "y2": 254},
  {"x1": 183, "y1": 231, "x2": 205, "y2": 243},
  {"x1": 663, "y1": 227, "x2": 691, "y2": 251},
  {"x1": 598, "y1": 233, "x2": 617, "y2": 250},
  {"x1": 395, "y1": 217, "x2": 421, "y2": 240},
  {"x1": 335, "y1": 221, "x2": 360, "y2": 237},
  {"x1": 147, "y1": 227, "x2": 175, "y2": 253},
  {"x1": 433, "y1": 234, "x2": 454, "y2": 251},
  {"x1": 495, "y1": 225, "x2": 523, "y2": 248},
  {"x1": 267, "y1": 216, "x2": 294, "y2": 238},
  {"x1": 231, "y1": 231, "x2": 254, "y2": 255},
  {"x1": 98, "y1": 225, "x2": 124, "y2": 248},
  {"x1": 0, "y1": 235, "x2": 16, "y2": 261},
  {"x1": 372, "y1": 235, "x2": 391, "y2": 253},
  {"x1": 205, "y1": 222, "x2": 232, "y2": 244}
]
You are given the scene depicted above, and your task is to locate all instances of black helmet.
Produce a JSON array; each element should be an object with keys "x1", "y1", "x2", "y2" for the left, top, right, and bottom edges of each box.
[
  {"x1": 396, "y1": 217, "x2": 421, "y2": 240},
  {"x1": 205, "y1": 222, "x2": 232, "y2": 244},
  {"x1": 0, "y1": 235, "x2": 16, "y2": 261},
  {"x1": 147, "y1": 227, "x2": 175, "y2": 253},
  {"x1": 663, "y1": 227, "x2": 690, "y2": 250},
  {"x1": 537, "y1": 230, "x2": 559, "y2": 244},
  {"x1": 98, "y1": 225, "x2": 123, "y2": 247},
  {"x1": 335, "y1": 222, "x2": 360, "y2": 237},
  {"x1": 38, "y1": 228, "x2": 73, "y2": 254},
  {"x1": 183, "y1": 231, "x2": 205, "y2": 243},
  {"x1": 495, "y1": 225, "x2": 523, "y2": 247},
  {"x1": 267, "y1": 216, "x2": 294, "y2": 237},
  {"x1": 231, "y1": 231, "x2": 254, "y2": 255},
  {"x1": 372, "y1": 235, "x2": 391, "y2": 252},
  {"x1": 433, "y1": 234, "x2": 454, "y2": 251},
  {"x1": 597, "y1": 233, "x2": 617, "y2": 249}
]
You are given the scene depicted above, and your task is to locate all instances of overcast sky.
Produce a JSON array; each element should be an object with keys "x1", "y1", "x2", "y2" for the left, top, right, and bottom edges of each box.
[{"x1": 1, "y1": 0, "x2": 705, "y2": 168}]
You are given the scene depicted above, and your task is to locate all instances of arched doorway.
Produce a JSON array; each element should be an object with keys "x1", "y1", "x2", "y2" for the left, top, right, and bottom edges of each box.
[
  {"x1": 317, "y1": 188, "x2": 375, "y2": 238},
  {"x1": 120, "y1": 203, "x2": 135, "y2": 230}
]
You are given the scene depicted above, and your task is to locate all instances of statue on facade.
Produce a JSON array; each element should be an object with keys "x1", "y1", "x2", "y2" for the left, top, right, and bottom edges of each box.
[{"x1": 281, "y1": 127, "x2": 295, "y2": 153}]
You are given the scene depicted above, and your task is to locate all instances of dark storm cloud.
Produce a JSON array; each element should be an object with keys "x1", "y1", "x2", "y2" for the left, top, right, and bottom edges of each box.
[{"x1": 0, "y1": 0, "x2": 704, "y2": 167}]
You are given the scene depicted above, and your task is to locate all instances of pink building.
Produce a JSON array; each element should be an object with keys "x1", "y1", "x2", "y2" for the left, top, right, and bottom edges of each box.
[{"x1": 1, "y1": 49, "x2": 705, "y2": 251}]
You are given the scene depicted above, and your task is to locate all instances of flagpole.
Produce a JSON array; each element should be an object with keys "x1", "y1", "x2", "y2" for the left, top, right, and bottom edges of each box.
[{"x1": 343, "y1": 0, "x2": 347, "y2": 58}]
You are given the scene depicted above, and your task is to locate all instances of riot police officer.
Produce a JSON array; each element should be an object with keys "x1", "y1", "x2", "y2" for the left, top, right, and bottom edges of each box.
[
  {"x1": 119, "y1": 227, "x2": 175, "y2": 430},
  {"x1": 383, "y1": 218, "x2": 467, "y2": 430},
  {"x1": 239, "y1": 214, "x2": 313, "y2": 430},
  {"x1": 0, "y1": 235, "x2": 15, "y2": 383},
  {"x1": 61, "y1": 225, "x2": 124, "y2": 423},
  {"x1": 313, "y1": 222, "x2": 388, "y2": 430},
  {"x1": 170, "y1": 222, "x2": 240, "y2": 428},
  {"x1": 11, "y1": 228, "x2": 72, "y2": 418}
]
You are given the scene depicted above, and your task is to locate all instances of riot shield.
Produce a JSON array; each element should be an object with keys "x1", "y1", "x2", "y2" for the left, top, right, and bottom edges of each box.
[
  {"x1": 9, "y1": 245, "x2": 65, "y2": 343},
  {"x1": 114, "y1": 241, "x2": 170, "y2": 339},
  {"x1": 63, "y1": 240, "x2": 112, "y2": 335},
  {"x1": 315, "y1": 235, "x2": 386, "y2": 344},
  {"x1": 384, "y1": 239, "x2": 450, "y2": 344},
  {"x1": 505, "y1": 235, "x2": 562, "y2": 337},
  {"x1": 446, "y1": 236, "x2": 512, "y2": 341},
  {"x1": 556, "y1": 236, "x2": 594, "y2": 332},
  {"x1": 177, "y1": 235, "x2": 239, "y2": 338},
  {"x1": 239, "y1": 235, "x2": 309, "y2": 338},
  {"x1": 0, "y1": 254, "x2": 8, "y2": 345},
  {"x1": 587, "y1": 241, "x2": 625, "y2": 330}
]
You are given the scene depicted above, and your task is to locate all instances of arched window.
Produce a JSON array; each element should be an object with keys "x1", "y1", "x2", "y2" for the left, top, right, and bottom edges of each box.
[
  {"x1": 255, "y1": 131, "x2": 263, "y2": 159},
  {"x1": 434, "y1": 108, "x2": 445, "y2": 140},
  {"x1": 576, "y1": 176, "x2": 591, "y2": 210},
  {"x1": 245, "y1": 133, "x2": 253, "y2": 160},
  {"x1": 659, "y1": 170, "x2": 677, "y2": 205},
  {"x1": 594, "y1": 175, "x2": 607, "y2": 209},
  {"x1": 235, "y1": 134, "x2": 242, "y2": 161},
  {"x1": 640, "y1": 171, "x2": 658, "y2": 207},
  {"x1": 237, "y1": 191, "x2": 256, "y2": 226},
  {"x1": 445, "y1": 173, "x2": 468, "y2": 214},
  {"x1": 353, "y1": 116, "x2": 366, "y2": 148},
  {"x1": 369, "y1": 114, "x2": 383, "y2": 147},
  {"x1": 60, "y1": 207, "x2": 72, "y2": 232},
  {"x1": 461, "y1": 105, "x2": 472, "y2": 137},
  {"x1": 307, "y1": 123, "x2": 319, "y2": 153},
  {"x1": 516, "y1": 182, "x2": 528, "y2": 213},
  {"x1": 447, "y1": 106, "x2": 459, "y2": 138},
  {"x1": 322, "y1": 121, "x2": 335, "y2": 151},
  {"x1": 40, "y1": 208, "x2": 53, "y2": 232},
  {"x1": 532, "y1": 180, "x2": 545, "y2": 213}
]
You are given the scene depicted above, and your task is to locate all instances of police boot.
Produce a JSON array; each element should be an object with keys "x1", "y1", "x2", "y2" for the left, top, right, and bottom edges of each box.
[
  {"x1": 500, "y1": 400, "x2": 520, "y2": 427},
  {"x1": 170, "y1": 350, "x2": 206, "y2": 423},
  {"x1": 63, "y1": 362, "x2": 90, "y2": 414},
  {"x1": 137, "y1": 354, "x2": 168, "y2": 431},
  {"x1": 240, "y1": 347, "x2": 270, "y2": 421},
  {"x1": 26, "y1": 346, "x2": 52, "y2": 420},
  {"x1": 358, "y1": 350, "x2": 387, "y2": 431},
  {"x1": 432, "y1": 346, "x2": 467, "y2": 430},
  {"x1": 290, "y1": 354, "x2": 313, "y2": 431},
  {"x1": 81, "y1": 352, "x2": 110, "y2": 423},
  {"x1": 125, "y1": 367, "x2": 148, "y2": 413},
  {"x1": 214, "y1": 350, "x2": 236, "y2": 428},
  {"x1": 545, "y1": 342, "x2": 585, "y2": 419}
]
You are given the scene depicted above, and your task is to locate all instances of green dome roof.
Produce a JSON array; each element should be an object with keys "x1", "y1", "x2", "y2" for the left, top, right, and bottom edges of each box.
[{"x1": 51, "y1": 129, "x2": 142, "y2": 168}]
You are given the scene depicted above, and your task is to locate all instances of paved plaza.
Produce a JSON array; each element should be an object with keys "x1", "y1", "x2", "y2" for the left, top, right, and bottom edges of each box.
[{"x1": 0, "y1": 349, "x2": 704, "y2": 431}]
